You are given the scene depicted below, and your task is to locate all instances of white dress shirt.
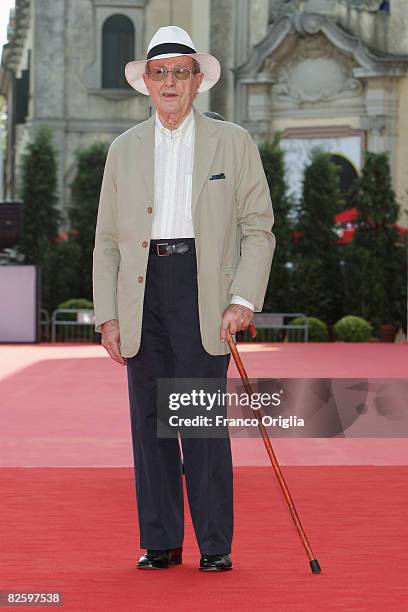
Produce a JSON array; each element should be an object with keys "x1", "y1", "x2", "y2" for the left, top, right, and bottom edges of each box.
[{"x1": 152, "y1": 109, "x2": 254, "y2": 312}]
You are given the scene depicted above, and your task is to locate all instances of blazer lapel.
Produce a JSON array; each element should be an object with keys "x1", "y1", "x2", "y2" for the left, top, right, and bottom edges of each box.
[
  {"x1": 192, "y1": 107, "x2": 219, "y2": 220},
  {"x1": 135, "y1": 113, "x2": 155, "y2": 203}
]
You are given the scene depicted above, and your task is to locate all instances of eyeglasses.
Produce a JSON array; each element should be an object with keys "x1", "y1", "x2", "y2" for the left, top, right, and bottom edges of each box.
[{"x1": 146, "y1": 66, "x2": 198, "y2": 82}]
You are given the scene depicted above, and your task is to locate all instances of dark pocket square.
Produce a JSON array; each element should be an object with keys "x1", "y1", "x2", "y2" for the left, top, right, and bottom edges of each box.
[{"x1": 209, "y1": 173, "x2": 226, "y2": 180}]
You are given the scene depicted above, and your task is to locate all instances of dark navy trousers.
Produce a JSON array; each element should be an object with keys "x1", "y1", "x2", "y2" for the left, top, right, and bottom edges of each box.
[{"x1": 126, "y1": 238, "x2": 233, "y2": 555}]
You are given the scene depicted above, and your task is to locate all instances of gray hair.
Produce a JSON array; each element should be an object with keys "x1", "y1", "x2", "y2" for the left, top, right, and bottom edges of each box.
[{"x1": 191, "y1": 58, "x2": 201, "y2": 73}]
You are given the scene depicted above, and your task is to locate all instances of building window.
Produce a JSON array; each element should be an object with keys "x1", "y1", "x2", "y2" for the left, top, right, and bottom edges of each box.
[
  {"x1": 102, "y1": 14, "x2": 135, "y2": 89},
  {"x1": 379, "y1": 1, "x2": 390, "y2": 12},
  {"x1": 15, "y1": 51, "x2": 31, "y2": 124}
]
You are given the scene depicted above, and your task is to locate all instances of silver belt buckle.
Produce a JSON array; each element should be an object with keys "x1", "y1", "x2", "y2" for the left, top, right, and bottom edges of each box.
[{"x1": 156, "y1": 242, "x2": 169, "y2": 256}]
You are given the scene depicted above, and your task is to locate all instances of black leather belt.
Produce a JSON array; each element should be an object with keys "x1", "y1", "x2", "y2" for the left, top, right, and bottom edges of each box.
[{"x1": 150, "y1": 241, "x2": 193, "y2": 256}]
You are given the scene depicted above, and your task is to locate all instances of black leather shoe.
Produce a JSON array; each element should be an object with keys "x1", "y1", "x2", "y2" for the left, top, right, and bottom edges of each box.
[
  {"x1": 137, "y1": 546, "x2": 182, "y2": 570},
  {"x1": 199, "y1": 554, "x2": 233, "y2": 571}
]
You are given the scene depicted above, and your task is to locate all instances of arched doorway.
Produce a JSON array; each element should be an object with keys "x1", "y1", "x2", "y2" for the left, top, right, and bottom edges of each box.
[{"x1": 330, "y1": 154, "x2": 359, "y2": 211}]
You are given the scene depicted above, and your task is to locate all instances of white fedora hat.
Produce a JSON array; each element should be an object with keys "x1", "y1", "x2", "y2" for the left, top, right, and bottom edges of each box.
[{"x1": 125, "y1": 25, "x2": 221, "y2": 95}]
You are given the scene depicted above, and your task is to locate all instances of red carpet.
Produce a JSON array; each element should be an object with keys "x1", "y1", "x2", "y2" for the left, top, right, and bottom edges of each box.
[
  {"x1": 1, "y1": 344, "x2": 407, "y2": 609},
  {"x1": 1, "y1": 343, "x2": 408, "y2": 467},
  {"x1": 1, "y1": 466, "x2": 407, "y2": 611}
]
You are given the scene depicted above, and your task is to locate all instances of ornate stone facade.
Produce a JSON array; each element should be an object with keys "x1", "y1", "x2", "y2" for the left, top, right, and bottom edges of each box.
[
  {"x1": 229, "y1": 5, "x2": 408, "y2": 215},
  {"x1": 271, "y1": 34, "x2": 363, "y2": 105},
  {"x1": 341, "y1": 1, "x2": 385, "y2": 11},
  {"x1": 0, "y1": 0, "x2": 210, "y2": 217},
  {"x1": 1, "y1": 0, "x2": 408, "y2": 218}
]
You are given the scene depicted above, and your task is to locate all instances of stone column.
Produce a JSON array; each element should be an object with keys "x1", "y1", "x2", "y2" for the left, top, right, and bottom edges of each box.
[
  {"x1": 209, "y1": 0, "x2": 236, "y2": 120},
  {"x1": 245, "y1": 78, "x2": 274, "y2": 143},
  {"x1": 32, "y1": 0, "x2": 66, "y2": 214},
  {"x1": 363, "y1": 76, "x2": 399, "y2": 186},
  {"x1": 191, "y1": 0, "x2": 210, "y2": 112}
]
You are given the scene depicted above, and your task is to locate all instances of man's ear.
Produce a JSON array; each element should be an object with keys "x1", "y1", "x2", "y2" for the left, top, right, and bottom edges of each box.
[{"x1": 142, "y1": 72, "x2": 149, "y2": 91}]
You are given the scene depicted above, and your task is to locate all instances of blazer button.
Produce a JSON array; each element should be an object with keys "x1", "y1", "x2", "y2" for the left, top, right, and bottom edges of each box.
[
  {"x1": 147, "y1": 206, "x2": 152, "y2": 214},
  {"x1": 138, "y1": 276, "x2": 144, "y2": 283},
  {"x1": 142, "y1": 241, "x2": 148, "y2": 248}
]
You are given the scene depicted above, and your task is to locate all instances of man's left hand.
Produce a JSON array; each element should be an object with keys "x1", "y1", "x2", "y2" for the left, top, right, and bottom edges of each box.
[{"x1": 220, "y1": 304, "x2": 253, "y2": 342}]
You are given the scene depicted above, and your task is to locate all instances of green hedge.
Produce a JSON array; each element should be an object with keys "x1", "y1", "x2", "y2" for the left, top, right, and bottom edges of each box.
[
  {"x1": 58, "y1": 298, "x2": 94, "y2": 310},
  {"x1": 288, "y1": 316, "x2": 328, "y2": 342},
  {"x1": 333, "y1": 315, "x2": 372, "y2": 342},
  {"x1": 56, "y1": 298, "x2": 94, "y2": 323}
]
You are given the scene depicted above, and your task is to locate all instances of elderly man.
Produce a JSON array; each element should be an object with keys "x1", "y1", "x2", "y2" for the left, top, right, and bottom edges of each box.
[{"x1": 93, "y1": 26, "x2": 275, "y2": 571}]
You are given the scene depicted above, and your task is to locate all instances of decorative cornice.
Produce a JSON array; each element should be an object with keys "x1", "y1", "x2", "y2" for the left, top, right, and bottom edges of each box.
[
  {"x1": 1, "y1": 0, "x2": 31, "y2": 73},
  {"x1": 338, "y1": 0, "x2": 385, "y2": 12},
  {"x1": 280, "y1": 124, "x2": 366, "y2": 139},
  {"x1": 271, "y1": 33, "x2": 364, "y2": 104},
  {"x1": 235, "y1": 12, "x2": 408, "y2": 79}
]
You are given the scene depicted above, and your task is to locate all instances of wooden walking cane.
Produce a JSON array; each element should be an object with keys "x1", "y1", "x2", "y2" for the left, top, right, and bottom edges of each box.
[{"x1": 226, "y1": 322, "x2": 321, "y2": 574}]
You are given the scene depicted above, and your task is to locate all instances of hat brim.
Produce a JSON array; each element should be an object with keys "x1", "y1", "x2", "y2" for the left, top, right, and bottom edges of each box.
[{"x1": 125, "y1": 52, "x2": 220, "y2": 95}]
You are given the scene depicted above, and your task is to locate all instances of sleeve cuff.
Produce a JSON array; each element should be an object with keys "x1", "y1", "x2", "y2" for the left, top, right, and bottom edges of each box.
[{"x1": 230, "y1": 295, "x2": 255, "y2": 311}]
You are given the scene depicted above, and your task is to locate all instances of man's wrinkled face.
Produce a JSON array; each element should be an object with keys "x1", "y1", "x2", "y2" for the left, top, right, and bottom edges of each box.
[{"x1": 143, "y1": 56, "x2": 204, "y2": 118}]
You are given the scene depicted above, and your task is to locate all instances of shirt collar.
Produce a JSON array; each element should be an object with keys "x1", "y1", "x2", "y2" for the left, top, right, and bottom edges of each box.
[{"x1": 155, "y1": 108, "x2": 194, "y2": 143}]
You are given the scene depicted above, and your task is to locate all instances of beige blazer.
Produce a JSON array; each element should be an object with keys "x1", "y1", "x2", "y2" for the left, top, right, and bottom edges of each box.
[{"x1": 93, "y1": 107, "x2": 275, "y2": 357}]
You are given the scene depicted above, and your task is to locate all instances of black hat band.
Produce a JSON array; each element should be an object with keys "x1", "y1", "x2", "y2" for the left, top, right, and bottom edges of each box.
[{"x1": 146, "y1": 42, "x2": 197, "y2": 60}]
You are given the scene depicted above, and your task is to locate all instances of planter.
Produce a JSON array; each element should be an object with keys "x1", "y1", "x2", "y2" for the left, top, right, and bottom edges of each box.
[{"x1": 379, "y1": 324, "x2": 398, "y2": 343}]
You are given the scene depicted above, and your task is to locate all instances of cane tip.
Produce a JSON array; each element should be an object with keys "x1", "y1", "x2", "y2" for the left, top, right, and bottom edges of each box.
[{"x1": 310, "y1": 559, "x2": 321, "y2": 573}]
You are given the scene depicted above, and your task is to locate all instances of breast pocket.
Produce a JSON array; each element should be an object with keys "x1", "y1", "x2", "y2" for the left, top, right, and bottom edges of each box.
[
  {"x1": 207, "y1": 176, "x2": 231, "y2": 202},
  {"x1": 209, "y1": 177, "x2": 227, "y2": 187}
]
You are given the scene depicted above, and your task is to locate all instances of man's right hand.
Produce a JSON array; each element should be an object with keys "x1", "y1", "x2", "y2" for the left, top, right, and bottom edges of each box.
[{"x1": 101, "y1": 319, "x2": 127, "y2": 365}]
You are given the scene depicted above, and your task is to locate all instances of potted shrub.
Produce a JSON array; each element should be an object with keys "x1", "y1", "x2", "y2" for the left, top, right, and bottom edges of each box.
[
  {"x1": 343, "y1": 151, "x2": 406, "y2": 341},
  {"x1": 333, "y1": 315, "x2": 372, "y2": 342},
  {"x1": 379, "y1": 323, "x2": 399, "y2": 343}
]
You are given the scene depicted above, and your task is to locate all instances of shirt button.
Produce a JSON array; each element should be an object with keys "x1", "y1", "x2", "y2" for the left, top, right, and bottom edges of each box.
[
  {"x1": 142, "y1": 241, "x2": 148, "y2": 248},
  {"x1": 138, "y1": 276, "x2": 144, "y2": 283},
  {"x1": 147, "y1": 206, "x2": 152, "y2": 214}
]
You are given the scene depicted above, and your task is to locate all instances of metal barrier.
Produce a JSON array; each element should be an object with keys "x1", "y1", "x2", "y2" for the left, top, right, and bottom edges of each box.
[
  {"x1": 49, "y1": 309, "x2": 309, "y2": 343},
  {"x1": 40, "y1": 309, "x2": 50, "y2": 341},
  {"x1": 51, "y1": 309, "x2": 98, "y2": 343},
  {"x1": 239, "y1": 313, "x2": 309, "y2": 342}
]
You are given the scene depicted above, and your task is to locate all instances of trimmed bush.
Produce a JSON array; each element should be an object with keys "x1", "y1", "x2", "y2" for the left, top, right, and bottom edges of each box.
[
  {"x1": 48, "y1": 239, "x2": 83, "y2": 312},
  {"x1": 56, "y1": 298, "x2": 94, "y2": 322},
  {"x1": 58, "y1": 298, "x2": 94, "y2": 310},
  {"x1": 288, "y1": 316, "x2": 328, "y2": 342},
  {"x1": 291, "y1": 148, "x2": 344, "y2": 326},
  {"x1": 70, "y1": 141, "x2": 110, "y2": 300},
  {"x1": 259, "y1": 135, "x2": 294, "y2": 313},
  {"x1": 343, "y1": 151, "x2": 406, "y2": 331},
  {"x1": 19, "y1": 126, "x2": 60, "y2": 312},
  {"x1": 333, "y1": 315, "x2": 372, "y2": 342}
]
